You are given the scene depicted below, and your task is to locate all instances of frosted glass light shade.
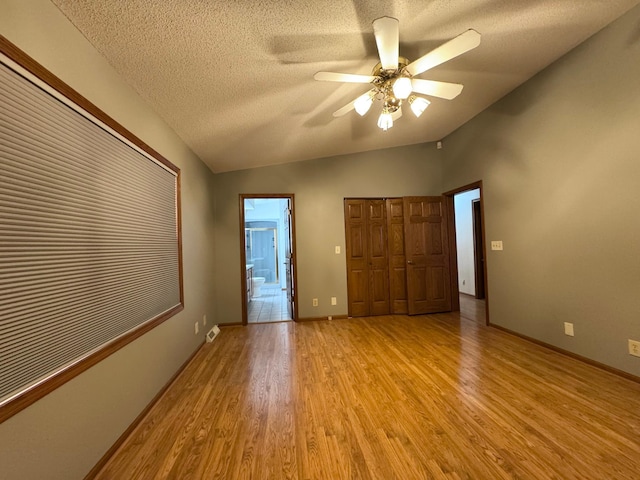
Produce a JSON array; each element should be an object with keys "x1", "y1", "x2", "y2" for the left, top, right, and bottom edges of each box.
[
  {"x1": 377, "y1": 111, "x2": 393, "y2": 131},
  {"x1": 354, "y1": 93, "x2": 373, "y2": 116},
  {"x1": 392, "y1": 77, "x2": 412, "y2": 99},
  {"x1": 409, "y1": 96, "x2": 430, "y2": 117}
]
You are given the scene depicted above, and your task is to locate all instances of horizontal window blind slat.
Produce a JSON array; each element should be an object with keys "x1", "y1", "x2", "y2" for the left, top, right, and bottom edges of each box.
[
  {"x1": 1, "y1": 296, "x2": 180, "y2": 366},
  {"x1": 1, "y1": 291, "x2": 180, "y2": 349},
  {"x1": 1, "y1": 292, "x2": 179, "y2": 350},
  {"x1": 1, "y1": 149, "x2": 175, "y2": 214},
  {"x1": 0, "y1": 116, "x2": 175, "y2": 184},
  {"x1": 0, "y1": 273, "x2": 179, "y2": 328},
  {"x1": 0, "y1": 73, "x2": 176, "y2": 176},
  {"x1": 0, "y1": 302, "x2": 179, "y2": 395},
  {"x1": 0, "y1": 261, "x2": 178, "y2": 301}
]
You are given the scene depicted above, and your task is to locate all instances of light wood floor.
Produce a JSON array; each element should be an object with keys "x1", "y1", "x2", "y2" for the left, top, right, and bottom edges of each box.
[{"x1": 95, "y1": 298, "x2": 640, "y2": 479}]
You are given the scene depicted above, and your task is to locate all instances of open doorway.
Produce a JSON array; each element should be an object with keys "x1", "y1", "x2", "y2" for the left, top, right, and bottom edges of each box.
[
  {"x1": 453, "y1": 189, "x2": 481, "y2": 297},
  {"x1": 239, "y1": 194, "x2": 298, "y2": 324},
  {"x1": 444, "y1": 182, "x2": 489, "y2": 325}
]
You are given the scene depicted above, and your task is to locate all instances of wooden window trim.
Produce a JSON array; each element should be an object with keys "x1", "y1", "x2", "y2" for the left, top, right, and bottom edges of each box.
[{"x1": 0, "y1": 35, "x2": 184, "y2": 424}]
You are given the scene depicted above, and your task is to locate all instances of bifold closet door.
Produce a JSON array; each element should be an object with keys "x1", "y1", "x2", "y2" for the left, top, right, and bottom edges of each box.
[
  {"x1": 386, "y1": 198, "x2": 408, "y2": 314},
  {"x1": 344, "y1": 199, "x2": 390, "y2": 317},
  {"x1": 403, "y1": 196, "x2": 453, "y2": 314}
]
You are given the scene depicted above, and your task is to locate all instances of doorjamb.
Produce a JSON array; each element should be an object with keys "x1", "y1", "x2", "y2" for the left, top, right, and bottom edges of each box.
[
  {"x1": 443, "y1": 181, "x2": 490, "y2": 326},
  {"x1": 239, "y1": 194, "x2": 299, "y2": 325},
  {"x1": 471, "y1": 199, "x2": 485, "y2": 300}
]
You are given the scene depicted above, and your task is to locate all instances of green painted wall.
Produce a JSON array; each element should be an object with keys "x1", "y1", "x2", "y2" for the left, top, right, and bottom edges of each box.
[
  {"x1": 213, "y1": 144, "x2": 444, "y2": 322},
  {"x1": 441, "y1": 3, "x2": 640, "y2": 377}
]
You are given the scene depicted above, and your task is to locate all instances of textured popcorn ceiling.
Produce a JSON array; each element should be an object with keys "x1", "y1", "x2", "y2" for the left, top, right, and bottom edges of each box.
[{"x1": 51, "y1": 0, "x2": 638, "y2": 173}]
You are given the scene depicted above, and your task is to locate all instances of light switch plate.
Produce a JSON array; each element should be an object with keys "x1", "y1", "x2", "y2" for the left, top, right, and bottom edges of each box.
[
  {"x1": 335, "y1": 246, "x2": 341, "y2": 254},
  {"x1": 491, "y1": 241, "x2": 503, "y2": 251},
  {"x1": 564, "y1": 322, "x2": 574, "y2": 336}
]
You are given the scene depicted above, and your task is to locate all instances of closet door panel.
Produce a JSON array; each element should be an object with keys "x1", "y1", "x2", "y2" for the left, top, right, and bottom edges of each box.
[
  {"x1": 386, "y1": 198, "x2": 408, "y2": 313},
  {"x1": 404, "y1": 196, "x2": 452, "y2": 314},
  {"x1": 345, "y1": 199, "x2": 369, "y2": 316},
  {"x1": 367, "y1": 200, "x2": 390, "y2": 316}
]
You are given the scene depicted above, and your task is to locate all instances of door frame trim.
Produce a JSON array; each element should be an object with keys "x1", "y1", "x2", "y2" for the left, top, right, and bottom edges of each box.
[
  {"x1": 471, "y1": 199, "x2": 486, "y2": 300},
  {"x1": 239, "y1": 194, "x2": 299, "y2": 325},
  {"x1": 443, "y1": 181, "x2": 490, "y2": 325}
]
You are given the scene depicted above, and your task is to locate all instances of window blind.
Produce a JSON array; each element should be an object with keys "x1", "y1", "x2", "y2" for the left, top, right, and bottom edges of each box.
[{"x1": 0, "y1": 54, "x2": 181, "y2": 410}]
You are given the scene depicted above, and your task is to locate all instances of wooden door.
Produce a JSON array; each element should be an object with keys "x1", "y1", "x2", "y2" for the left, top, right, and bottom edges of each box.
[
  {"x1": 284, "y1": 200, "x2": 295, "y2": 319},
  {"x1": 472, "y1": 199, "x2": 486, "y2": 300},
  {"x1": 386, "y1": 199, "x2": 408, "y2": 314},
  {"x1": 404, "y1": 196, "x2": 452, "y2": 314},
  {"x1": 345, "y1": 200, "x2": 368, "y2": 317},
  {"x1": 344, "y1": 199, "x2": 390, "y2": 317},
  {"x1": 367, "y1": 200, "x2": 390, "y2": 315}
]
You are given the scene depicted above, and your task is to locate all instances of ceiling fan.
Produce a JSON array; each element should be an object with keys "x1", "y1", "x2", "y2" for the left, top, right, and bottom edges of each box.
[{"x1": 314, "y1": 17, "x2": 481, "y2": 131}]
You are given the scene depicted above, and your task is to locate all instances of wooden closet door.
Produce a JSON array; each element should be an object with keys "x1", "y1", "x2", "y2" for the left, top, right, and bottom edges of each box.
[
  {"x1": 367, "y1": 200, "x2": 390, "y2": 316},
  {"x1": 386, "y1": 198, "x2": 408, "y2": 314},
  {"x1": 345, "y1": 199, "x2": 369, "y2": 317},
  {"x1": 344, "y1": 199, "x2": 390, "y2": 317},
  {"x1": 404, "y1": 196, "x2": 452, "y2": 314}
]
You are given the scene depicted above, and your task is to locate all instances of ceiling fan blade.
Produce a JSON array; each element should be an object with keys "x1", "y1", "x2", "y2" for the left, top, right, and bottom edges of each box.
[
  {"x1": 314, "y1": 72, "x2": 377, "y2": 83},
  {"x1": 411, "y1": 79, "x2": 464, "y2": 100},
  {"x1": 333, "y1": 89, "x2": 377, "y2": 117},
  {"x1": 405, "y1": 29, "x2": 481, "y2": 77},
  {"x1": 372, "y1": 16, "x2": 399, "y2": 70}
]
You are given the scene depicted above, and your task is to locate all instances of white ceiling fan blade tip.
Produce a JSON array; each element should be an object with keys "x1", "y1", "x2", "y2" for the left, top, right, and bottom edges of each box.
[
  {"x1": 405, "y1": 28, "x2": 482, "y2": 77},
  {"x1": 315, "y1": 71, "x2": 376, "y2": 83},
  {"x1": 411, "y1": 79, "x2": 464, "y2": 100},
  {"x1": 465, "y1": 29, "x2": 482, "y2": 47},
  {"x1": 372, "y1": 16, "x2": 400, "y2": 71}
]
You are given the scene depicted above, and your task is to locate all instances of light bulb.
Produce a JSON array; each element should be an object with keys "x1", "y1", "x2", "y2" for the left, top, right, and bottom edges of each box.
[
  {"x1": 392, "y1": 77, "x2": 412, "y2": 100},
  {"x1": 354, "y1": 92, "x2": 373, "y2": 116},
  {"x1": 377, "y1": 110, "x2": 393, "y2": 131},
  {"x1": 409, "y1": 95, "x2": 430, "y2": 117}
]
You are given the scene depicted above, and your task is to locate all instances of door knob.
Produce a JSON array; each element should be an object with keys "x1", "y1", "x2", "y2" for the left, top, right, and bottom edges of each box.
[{"x1": 407, "y1": 260, "x2": 414, "y2": 265}]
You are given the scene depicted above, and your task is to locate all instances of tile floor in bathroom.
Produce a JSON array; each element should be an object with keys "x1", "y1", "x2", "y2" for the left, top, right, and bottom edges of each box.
[{"x1": 247, "y1": 284, "x2": 292, "y2": 323}]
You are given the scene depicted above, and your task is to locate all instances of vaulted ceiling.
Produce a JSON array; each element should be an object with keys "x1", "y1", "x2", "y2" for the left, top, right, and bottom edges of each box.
[{"x1": 50, "y1": 0, "x2": 639, "y2": 173}]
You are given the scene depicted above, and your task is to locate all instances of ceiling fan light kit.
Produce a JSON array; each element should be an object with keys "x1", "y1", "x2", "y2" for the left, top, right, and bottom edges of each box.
[
  {"x1": 392, "y1": 77, "x2": 412, "y2": 99},
  {"x1": 377, "y1": 108, "x2": 394, "y2": 131},
  {"x1": 314, "y1": 17, "x2": 481, "y2": 131},
  {"x1": 409, "y1": 95, "x2": 430, "y2": 118},
  {"x1": 354, "y1": 91, "x2": 375, "y2": 116}
]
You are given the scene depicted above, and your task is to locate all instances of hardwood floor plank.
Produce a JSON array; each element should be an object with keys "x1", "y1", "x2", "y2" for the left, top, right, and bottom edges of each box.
[{"x1": 94, "y1": 300, "x2": 640, "y2": 479}]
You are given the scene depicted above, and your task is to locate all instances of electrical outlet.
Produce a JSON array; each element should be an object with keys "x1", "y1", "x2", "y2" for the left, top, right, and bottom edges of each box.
[
  {"x1": 312, "y1": 298, "x2": 318, "y2": 307},
  {"x1": 194, "y1": 322, "x2": 199, "y2": 335},
  {"x1": 203, "y1": 314, "x2": 207, "y2": 326},
  {"x1": 331, "y1": 297, "x2": 337, "y2": 305},
  {"x1": 328, "y1": 316, "x2": 333, "y2": 320},
  {"x1": 564, "y1": 322, "x2": 574, "y2": 337},
  {"x1": 491, "y1": 240, "x2": 503, "y2": 251},
  {"x1": 629, "y1": 339, "x2": 640, "y2": 357}
]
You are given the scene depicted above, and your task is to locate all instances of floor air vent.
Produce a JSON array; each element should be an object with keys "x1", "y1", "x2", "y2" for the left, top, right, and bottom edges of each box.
[{"x1": 206, "y1": 325, "x2": 221, "y2": 343}]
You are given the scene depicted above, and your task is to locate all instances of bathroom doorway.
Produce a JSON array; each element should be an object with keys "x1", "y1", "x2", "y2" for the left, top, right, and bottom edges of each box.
[{"x1": 239, "y1": 194, "x2": 297, "y2": 324}]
